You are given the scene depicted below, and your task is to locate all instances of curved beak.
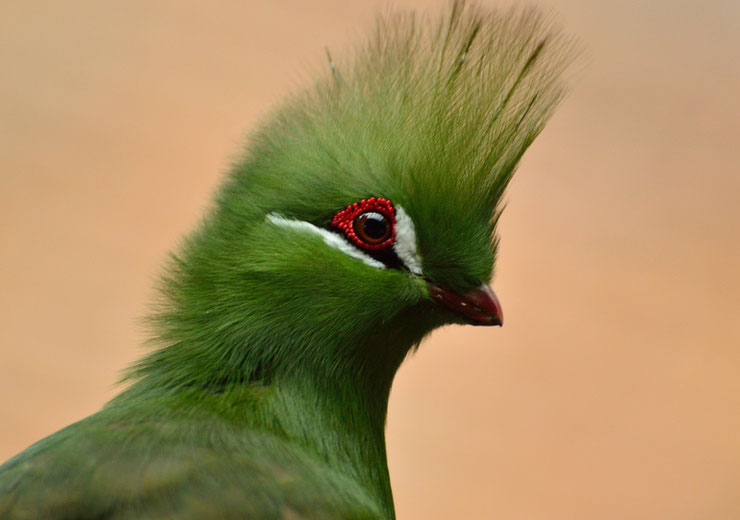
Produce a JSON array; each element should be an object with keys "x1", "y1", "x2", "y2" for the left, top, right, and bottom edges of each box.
[{"x1": 427, "y1": 283, "x2": 503, "y2": 326}]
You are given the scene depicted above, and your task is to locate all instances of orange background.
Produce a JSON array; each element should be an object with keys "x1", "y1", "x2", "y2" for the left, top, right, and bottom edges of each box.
[{"x1": 1, "y1": 1, "x2": 739, "y2": 518}]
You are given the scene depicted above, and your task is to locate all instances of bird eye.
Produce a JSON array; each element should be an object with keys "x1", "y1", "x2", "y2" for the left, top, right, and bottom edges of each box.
[
  {"x1": 331, "y1": 197, "x2": 396, "y2": 251},
  {"x1": 353, "y1": 212, "x2": 391, "y2": 245}
]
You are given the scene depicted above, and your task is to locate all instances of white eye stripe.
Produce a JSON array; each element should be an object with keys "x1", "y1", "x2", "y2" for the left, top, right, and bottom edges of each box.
[
  {"x1": 266, "y1": 205, "x2": 423, "y2": 276},
  {"x1": 393, "y1": 206, "x2": 423, "y2": 275},
  {"x1": 266, "y1": 213, "x2": 385, "y2": 270}
]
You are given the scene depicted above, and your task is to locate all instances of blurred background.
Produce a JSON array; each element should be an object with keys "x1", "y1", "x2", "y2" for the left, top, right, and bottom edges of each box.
[{"x1": 1, "y1": 1, "x2": 738, "y2": 518}]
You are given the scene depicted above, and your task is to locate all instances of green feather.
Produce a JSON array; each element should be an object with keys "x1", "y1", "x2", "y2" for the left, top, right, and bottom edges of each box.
[{"x1": 0, "y1": 2, "x2": 574, "y2": 518}]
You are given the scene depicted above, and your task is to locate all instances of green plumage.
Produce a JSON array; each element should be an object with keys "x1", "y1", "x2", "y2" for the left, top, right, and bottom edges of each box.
[{"x1": 0, "y1": 2, "x2": 573, "y2": 518}]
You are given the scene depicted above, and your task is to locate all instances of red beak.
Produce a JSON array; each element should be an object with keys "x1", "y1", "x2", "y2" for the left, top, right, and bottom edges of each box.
[{"x1": 427, "y1": 283, "x2": 503, "y2": 326}]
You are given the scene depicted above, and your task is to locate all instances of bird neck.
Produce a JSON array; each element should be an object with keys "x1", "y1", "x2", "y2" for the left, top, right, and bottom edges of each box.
[
  {"x1": 258, "y1": 311, "x2": 435, "y2": 519},
  {"x1": 122, "y1": 292, "x2": 439, "y2": 518},
  {"x1": 267, "y1": 367, "x2": 397, "y2": 518}
]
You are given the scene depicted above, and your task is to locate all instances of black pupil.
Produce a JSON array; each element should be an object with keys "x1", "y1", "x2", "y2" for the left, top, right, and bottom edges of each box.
[{"x1": 361, "y1": 212, "x2": 387, "y2": 240}]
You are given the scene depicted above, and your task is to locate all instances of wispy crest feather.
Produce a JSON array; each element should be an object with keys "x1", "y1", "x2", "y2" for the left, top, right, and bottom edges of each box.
[{"x1": 266, "y1": 0, "x2": 575, "y2": 217}]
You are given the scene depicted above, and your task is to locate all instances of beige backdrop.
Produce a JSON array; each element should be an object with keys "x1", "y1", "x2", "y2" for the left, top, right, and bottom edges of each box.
[{"x1": 1, "y1": 1, "x2": 739, "y2": 518}]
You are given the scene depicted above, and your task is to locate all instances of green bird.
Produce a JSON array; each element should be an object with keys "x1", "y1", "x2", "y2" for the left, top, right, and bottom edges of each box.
[{"x1": 0, "y1": 2, "x2": 572, "y2": 519}]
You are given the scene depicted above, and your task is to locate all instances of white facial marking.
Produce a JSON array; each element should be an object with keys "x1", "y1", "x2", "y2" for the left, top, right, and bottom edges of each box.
[
  {"x1": 393, "y1": 205, "x2": 423, "y2": 275},
  {"x1": 266, "y1": 213, "x2": 386, "y2": 270}
]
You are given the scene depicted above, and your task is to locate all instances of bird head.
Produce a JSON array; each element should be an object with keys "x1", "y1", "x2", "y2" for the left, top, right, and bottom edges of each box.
[{"x1": 134, "y1": 3, "x2": 572, "y2": 390}]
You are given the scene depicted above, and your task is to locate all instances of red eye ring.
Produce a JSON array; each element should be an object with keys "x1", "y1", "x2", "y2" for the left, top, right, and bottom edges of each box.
[{"x1": 331, "y1": 197, "x2": 396, "y2": 251}]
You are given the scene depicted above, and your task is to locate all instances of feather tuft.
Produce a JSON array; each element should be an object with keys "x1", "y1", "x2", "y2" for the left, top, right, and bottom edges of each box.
[{"x1": 254, "y1": 0, "x2": 577, "y2": 222}]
